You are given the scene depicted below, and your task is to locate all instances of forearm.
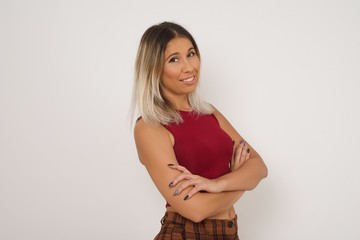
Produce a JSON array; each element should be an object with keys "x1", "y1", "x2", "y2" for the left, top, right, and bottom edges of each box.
[
  {"x1": 172, "y1": 188, "x2": 244, "y2": 222},
  {"x1": 145, "y1": 160, "x2": 245, "y2": 223},
  {"x1": 217, "y1": 157, "x2": 268, "y2": 192}
]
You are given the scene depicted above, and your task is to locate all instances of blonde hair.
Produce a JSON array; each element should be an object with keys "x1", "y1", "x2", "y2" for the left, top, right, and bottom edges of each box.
[{"x1": 130, "y1": 22, "x2": 213, "y2": 126}]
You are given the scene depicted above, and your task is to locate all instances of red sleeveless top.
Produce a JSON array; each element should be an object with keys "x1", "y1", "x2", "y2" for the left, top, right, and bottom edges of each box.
[{"x1": 165, "y1": 110, "x2": 233, "y2": 180}]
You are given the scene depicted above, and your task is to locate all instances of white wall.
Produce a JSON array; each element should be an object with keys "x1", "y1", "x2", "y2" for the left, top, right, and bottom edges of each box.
[{"x1": 1, "y1": 0, "x2": 359, "y2": 239}]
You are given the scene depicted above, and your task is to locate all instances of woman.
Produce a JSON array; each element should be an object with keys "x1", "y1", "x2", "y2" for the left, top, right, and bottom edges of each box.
[{"x1": 131, "y1": 22, "x2": 267, "y2": 239}]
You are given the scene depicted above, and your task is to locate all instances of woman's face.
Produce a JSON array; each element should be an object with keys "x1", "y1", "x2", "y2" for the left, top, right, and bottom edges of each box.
[{"x1": 161, "y1": 37, "x2": 200, "y2": 101}]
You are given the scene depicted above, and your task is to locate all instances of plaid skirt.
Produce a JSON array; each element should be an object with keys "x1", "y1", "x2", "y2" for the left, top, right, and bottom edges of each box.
[{"x1": 154, "y1": 211, "x2": 239, "y2": 240}]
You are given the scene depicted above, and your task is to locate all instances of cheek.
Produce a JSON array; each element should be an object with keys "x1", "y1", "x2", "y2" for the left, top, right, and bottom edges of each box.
[
  {"x1": 162, "y1": 66, "x2": 180, "y2": 81},
  {"x1": 193, "y1": 58, "x2": 201, "y2": 69}
]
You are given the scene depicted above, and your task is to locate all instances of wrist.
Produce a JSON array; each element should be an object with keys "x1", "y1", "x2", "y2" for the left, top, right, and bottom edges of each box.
[{"x1": 214, "y1": 177, "x2": 226, "y2": 192}]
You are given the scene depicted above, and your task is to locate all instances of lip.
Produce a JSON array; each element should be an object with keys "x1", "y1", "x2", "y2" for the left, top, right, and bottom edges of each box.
[{"x1": 180, "y1": 75, "x2": 196, "y2": 85}]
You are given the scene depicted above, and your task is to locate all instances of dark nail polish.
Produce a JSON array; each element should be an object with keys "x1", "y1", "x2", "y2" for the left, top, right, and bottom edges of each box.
[
  {"x1": 183, "y1": 195, "x2": 189, "y2": 201},
  {"x1": 232, "y1": 140, "x2": 235, "y2": 145},
  {"x1": 168, "y1": 181, "x2": 174, "y2": 187},
  {"x1": 167, "y1": 163, "x2": 174, "y2": 166},
  {"x1": 247, "y1": 148, "x2": 250, "y2": 153},
  {"x1": 173, "y1": 189, "x2": 178, "y2": 196}
]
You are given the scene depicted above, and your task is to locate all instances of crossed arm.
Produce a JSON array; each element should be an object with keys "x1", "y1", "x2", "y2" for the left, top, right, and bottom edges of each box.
[{"x1": 134, "y1": 108, "x2": 267, "y2": 223}]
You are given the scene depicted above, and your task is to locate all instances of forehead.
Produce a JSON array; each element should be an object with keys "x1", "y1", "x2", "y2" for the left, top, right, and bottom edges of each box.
[{"x1": 164, "y1": 37, "x2": 194, "y2": 55}]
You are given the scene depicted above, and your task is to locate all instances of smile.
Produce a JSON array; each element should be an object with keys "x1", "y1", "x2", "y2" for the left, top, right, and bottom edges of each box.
[{"x1": 180, "y1": 76, "x2": 195, "y2": 83}]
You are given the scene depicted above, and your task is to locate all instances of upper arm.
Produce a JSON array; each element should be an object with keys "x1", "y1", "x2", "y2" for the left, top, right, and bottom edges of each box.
[{"x1": 134, "y1": 119, "x2": 207, "y2": 221}]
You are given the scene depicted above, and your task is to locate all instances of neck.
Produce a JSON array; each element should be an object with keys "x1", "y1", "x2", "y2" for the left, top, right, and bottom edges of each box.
[{"x1": 165, "y1": 94, "x2": 191, "y2": 111}]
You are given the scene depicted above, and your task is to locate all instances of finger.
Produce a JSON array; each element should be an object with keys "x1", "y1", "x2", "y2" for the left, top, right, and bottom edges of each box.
[
  {"x1": 231, "y1": 140, "x2": 235, "y2": 159},
  {"x1": 167, "y1": 164, "x2": 191, "y2": 174},
  {"x1": 183, "y1": 186, "x2": 201, "y2": 200},
  {"x1": 169, "y1": 173, "x2": 196, "y2": 188},
  {"x1": 245, "y1": 147, "x2": 251, "y2": 160},
  {"x1": 234, "y1": 143, "x2": 244, "y2": 164},
  {"x1": 240, "y1": 143, "x2": 248, "y2": 163},
  {"x1": 173, "y1": 178, "x2": 199, "y2": 196},
  {"x1": 232, "y1": 149, "x2": 241, "y2": 171},
  {"x1": 233, "y1": 142, "x2": 248, "y2": 170},
  {"x1": 230, "y1": 142, "x2": 236, "y2": 170},
  {"x1": 238, "y1": 140, "x2": 246, "y2": 155}
]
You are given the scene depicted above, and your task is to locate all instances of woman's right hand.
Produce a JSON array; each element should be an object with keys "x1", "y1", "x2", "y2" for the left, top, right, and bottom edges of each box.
[{"x1": 230, "y1": 140, "x2": 250, "y2": 171}]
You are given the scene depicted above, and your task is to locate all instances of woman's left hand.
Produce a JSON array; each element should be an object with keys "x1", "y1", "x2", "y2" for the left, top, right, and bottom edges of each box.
[{"x1": 167, "y1": 164, "x2": 222, "y2": 200}]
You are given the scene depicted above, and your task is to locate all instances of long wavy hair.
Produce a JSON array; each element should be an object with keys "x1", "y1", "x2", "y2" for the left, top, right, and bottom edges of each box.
[{"x1": 130, "y1": 22, "x2": 213, "y2": 126}]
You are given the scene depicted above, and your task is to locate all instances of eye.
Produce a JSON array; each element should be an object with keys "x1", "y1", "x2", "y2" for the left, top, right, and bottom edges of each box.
[
  {"x1": 168, "y1": 57, "x2": 179, "y2": 63},
  {"x1": 188, "y1": 51, "x2": 196, "y2": 57}
]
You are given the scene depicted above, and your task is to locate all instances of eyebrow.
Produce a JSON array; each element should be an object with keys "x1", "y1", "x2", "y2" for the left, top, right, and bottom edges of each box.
[{"x1": 165, "y1": 47, "x2": 195, "y2": 62}]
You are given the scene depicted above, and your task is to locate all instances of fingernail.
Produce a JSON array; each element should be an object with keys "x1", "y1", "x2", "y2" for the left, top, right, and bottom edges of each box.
[
  {"x1": 232, "y1": 140, "x2": 235, "y2": 145},
  {"x1": 240, "y1": 140, "x2": 244, "y2": 144},
  {"x1": 167, "y1": 163, "x2": 174, "y2": 166},
  {"x1": 173, "y1": 189, "x2": 178, "y2": 196},
  {"x1": 183, "y1": 195, "x2": 189, "y2": 201},
  {"x1": 168, "y1": 181, "x2": 174, "y2": 187},
  {"x1": 247, "y1": 148, "x2": 250, "y2": 153}
]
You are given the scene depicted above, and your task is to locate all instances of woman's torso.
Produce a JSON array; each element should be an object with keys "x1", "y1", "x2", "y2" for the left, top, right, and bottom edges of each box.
[{"x1": 165, "y1": 110, "x2": 235, "y2": 219}]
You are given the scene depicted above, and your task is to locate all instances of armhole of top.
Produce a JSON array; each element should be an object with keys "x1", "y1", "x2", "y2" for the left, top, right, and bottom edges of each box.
[
  {"x1": 163, "y1": 126, "x2": 175, "y2": 147},
  {"x1": 211, "y1": 111, "x2": 236, "y2": 142},
  {"x1": 211, "y1": 112, "x2": 222, "y2": 127}
]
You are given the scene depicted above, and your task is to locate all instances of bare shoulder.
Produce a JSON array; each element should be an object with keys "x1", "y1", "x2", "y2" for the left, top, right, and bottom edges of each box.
[
  {"x1": 134, "y1": 118, "x2": 173, "y2": 143},
  {"x1": 134, "y1": 118, "x2": 166, "y2": 139},
  {"x1": 134, "y1": 118, "x2": 173, "y2": 165}
]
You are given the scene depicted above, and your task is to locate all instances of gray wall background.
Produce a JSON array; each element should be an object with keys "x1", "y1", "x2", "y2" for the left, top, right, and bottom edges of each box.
[{"x1": 1, "y1": 0, "x2": 359, "y2": 239}]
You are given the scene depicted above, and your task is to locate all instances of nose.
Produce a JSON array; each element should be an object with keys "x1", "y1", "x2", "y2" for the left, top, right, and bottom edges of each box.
[{"x1": 182, "y1": 58, "x2": 195, "y2": 72}]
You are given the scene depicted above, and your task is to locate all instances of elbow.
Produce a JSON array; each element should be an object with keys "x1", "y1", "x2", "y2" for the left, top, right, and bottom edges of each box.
[
  {"x1": 188, "y1": 214, "x2": 205, "y2": 223},
  {"x1": 255, "y1": 164, "x2": 268, "y2": 187},
  {"x1": 257, "y1": 157, "x2": 268, "y2": 179},
  {"x1": 166, "y1": 200, "x2": 206, "y2": 223},
  {"x1": 181, "y1": 209, "x2": 207, "y2": 223},
  {"x1": 190, "y1": 211, "x2": 212, "y2": 223},
  {"x1": 173, "y1": 205, "x2": 209, "y2": 223},
  {"x1": 262, "y1": 164, "x2": 268, "y2": 179},
  {"x1": 256, "y1": 156, "x2": 268, "y2": 179},
  {"x1": 247, "y1": 164, "x2": 269, "y2": 191},
  {"x1": 262, "y1": 164, "x2": 268, "y2": 178}
]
